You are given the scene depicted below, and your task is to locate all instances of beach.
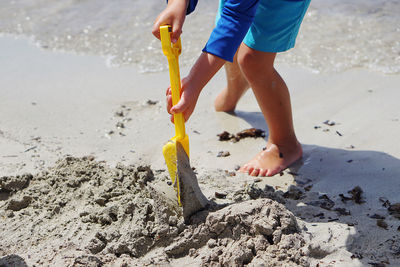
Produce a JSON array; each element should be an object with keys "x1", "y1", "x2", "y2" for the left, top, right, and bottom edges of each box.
[{"x1": 1, "y1": 0, "x2": 400, "y2": 266}]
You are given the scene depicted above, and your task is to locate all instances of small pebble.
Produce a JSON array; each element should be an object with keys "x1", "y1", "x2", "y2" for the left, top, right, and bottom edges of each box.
[
  {"x1": 215, "y1": 192, "x2": 227, "y2": 199},
  {"x1": 115, "y1": 111, "x2": 124, "y2": 117},
  {"x1": 350, "y1": 252, "x2": 363, "y2": 259},
  {"x1": 217, "y1": 151, "x2": 230, "y2": 157},
  {"x1": 328, "y1": 218, "x2": 339, "y2": 222},
  {"x1": 224, "y1": 170, "x2": 236, "y2": 176},
  {"x1": 116, "y1": 122, "x2": 125, "y2": 129},
  {"x1": 388, "y1": 203, "x2": 400, "y2": 218},
  {"x1": 146, "y1": 99, "x2": 158, "y2": 105},
  {"x1": 323, "y1": 120, "x2": 336, "y2": 126},
  {"x1": 217, "y1": 131, "x2": 232, "y2": 141},
  {"x1": 207, "y1": 239, "x2": 217, "y2": 248},
  {"x1": 369, "y1": 214, "x2": 386, "y2": 220},
  {"x1": 335, "y1": 208, "x2": 351, "y2": 216},
  {"x1": 304, "y1": 185, "x2": 313, "y2": 191},
  {"x1": 6, "y1": 210, "x2": 14, "y2": 218},
  {"x1": 377, "y1": 219, "x2": 388, "y2": 229}
]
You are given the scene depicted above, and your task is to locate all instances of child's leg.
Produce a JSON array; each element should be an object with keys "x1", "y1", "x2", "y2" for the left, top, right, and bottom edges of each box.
[
  {"x1": 237, "y1": 43, "x2": 302, "y2": 177},
  {"x1": 214, "y1": 52, "x2": 249, "y2": 112}
]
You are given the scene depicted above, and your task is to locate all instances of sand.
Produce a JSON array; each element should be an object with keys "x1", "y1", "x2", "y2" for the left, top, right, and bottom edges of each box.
[
  {"x1": 1, "y1": 36, "x2": 400, "y2": 266},
  {"x1": 0, "y1": 156, "x2": 309, "y2": 266}
]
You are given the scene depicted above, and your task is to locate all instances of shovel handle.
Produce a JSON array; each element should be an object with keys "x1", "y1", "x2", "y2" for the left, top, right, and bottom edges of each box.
[{"x1": 160, "y1": 25, "x2": 186, "y2": 139}]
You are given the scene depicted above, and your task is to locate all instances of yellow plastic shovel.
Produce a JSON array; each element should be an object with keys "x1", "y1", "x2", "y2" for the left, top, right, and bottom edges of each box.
[{"x1": 160, "y1": 25, "x2": 189, "y2": 206}]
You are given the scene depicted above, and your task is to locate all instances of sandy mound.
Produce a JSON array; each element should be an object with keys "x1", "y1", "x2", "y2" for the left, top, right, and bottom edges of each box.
[
  {"x1": 0, "y1": 156, "x2": 310, "y2": 266},
  {"x1": 166, "y1": 198, "x2": 307, "y2": 266}
]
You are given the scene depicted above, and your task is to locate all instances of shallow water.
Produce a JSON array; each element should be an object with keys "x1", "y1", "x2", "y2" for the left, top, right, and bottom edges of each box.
[{"x1": 0, "y1": 0, "x2": 399, "y2": 74}]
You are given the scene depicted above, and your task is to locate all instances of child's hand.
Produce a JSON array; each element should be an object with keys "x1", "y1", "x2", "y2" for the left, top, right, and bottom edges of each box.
[
  {"x1": 152, "y1": 0, "x2": 188, "y2": 43},
  {"x1": 166, "y1": 52, "x2": 226, "y2": 123},
  {"x1": 166, "y1": 77, "x2": 200, "y2": 123}
]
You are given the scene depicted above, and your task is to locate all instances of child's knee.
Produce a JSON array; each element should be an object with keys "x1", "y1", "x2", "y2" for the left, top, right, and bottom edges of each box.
[
  {"x1": 237, "y1": 48, "x2": 258, "y2": 72},
  {"x1": 237, "y1": 46, "x2": 274, "y2": 77}
]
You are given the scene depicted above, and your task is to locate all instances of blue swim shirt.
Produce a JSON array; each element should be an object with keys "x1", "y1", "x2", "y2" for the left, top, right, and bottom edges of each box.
[
  {"x1": 203, "y1": 0, "x2": 259, "y2": 62},
  {"x1": 186, "y1": 0, "x2": 198, "y2": 14},
  {"x1": 167, "y1": 0, "x2": 259, "y2": 62},
  {"x1": 166, "y1": 0, "x2": 198, "y2": 15}
]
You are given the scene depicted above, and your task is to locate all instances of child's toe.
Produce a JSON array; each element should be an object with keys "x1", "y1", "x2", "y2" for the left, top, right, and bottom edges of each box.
[
  {"x1": 238, "y1": 165, "x2": 248, "y2": 173},
  {"x1": 250, "y1": 168, "x2": 260, "y2": 176},
  {"x1": 260, "y1": 169, "x2": 268, "y2": 177}
]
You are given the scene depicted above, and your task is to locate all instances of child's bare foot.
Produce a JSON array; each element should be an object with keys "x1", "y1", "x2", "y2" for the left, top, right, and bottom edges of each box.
[
  {"x1": 239, "y1": 141, "x2": 302, "y2": 177},
  {"x1": 214, "y1": 86, "x2": 248, "y2": 112}
]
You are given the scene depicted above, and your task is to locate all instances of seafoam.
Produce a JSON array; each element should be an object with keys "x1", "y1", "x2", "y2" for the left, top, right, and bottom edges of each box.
[{"x1": 0, "y1": 0, "x2": 399, "y2": 74}]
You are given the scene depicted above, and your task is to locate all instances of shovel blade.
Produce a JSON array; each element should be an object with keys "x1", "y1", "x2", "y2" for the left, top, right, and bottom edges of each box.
[{"x1": 162, "y1": 135, "x2": 189, "y2": 206}]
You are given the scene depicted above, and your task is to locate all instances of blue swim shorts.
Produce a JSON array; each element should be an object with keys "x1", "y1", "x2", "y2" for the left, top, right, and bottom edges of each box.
[{"x1": 216, "y1": 0, "x2": 311, "y2": 53}]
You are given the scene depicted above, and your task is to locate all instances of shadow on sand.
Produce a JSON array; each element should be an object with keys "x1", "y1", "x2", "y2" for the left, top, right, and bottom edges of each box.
[{"x1": 227, "y1": 110, "x2": 400, "y2": 265}]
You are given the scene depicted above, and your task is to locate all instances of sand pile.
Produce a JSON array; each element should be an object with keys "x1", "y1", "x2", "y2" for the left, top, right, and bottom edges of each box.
[
  {"x1": 0, "y1": 156, "x2": 310, "y2": 266},
  {"x1": 165, "y1": 198, "x2": 308, "y2": 266}
]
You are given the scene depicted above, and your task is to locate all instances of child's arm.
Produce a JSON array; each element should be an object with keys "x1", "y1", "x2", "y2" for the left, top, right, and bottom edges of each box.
[
  {"x1": 156, "y1": 0, "x2": 259, "y2": 121},
  {"x1": 166, "y1": 0, "x2": 259, "y2": 121},
  {"x1": 167, "y1": 52, "x2": 225, "y2": 121}
]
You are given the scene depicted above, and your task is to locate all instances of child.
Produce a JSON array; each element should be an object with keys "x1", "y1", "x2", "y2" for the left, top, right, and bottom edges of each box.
[{"x1": 152, "y1": 0, "x2": 311, "y2": 177}]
